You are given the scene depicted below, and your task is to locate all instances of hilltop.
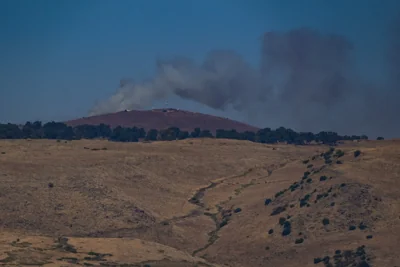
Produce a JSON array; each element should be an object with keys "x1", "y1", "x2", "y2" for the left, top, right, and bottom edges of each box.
[
  {"x1": 0, "y1": 138, "x2": 399, "y2": 266},
  {"x1": 65, "y1": 108, "x2": 259, "y2": 133}
]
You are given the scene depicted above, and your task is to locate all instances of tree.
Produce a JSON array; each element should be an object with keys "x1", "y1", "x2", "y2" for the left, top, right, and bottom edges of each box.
[
  {"x1": 190, "y1": 128, "x2": 201, "y2": 138},
  {"x1": 145, "y1": 129, "x2": 158, "y2": 141}
]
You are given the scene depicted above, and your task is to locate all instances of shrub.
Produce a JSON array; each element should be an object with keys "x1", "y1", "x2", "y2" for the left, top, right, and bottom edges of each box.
[
  {"x1": 234, "y1": 208, "x2": 242, "y2": 213},
  {"x1": 306, "y1": 178, "x2": 313, "y2": 183},
  {"x1": 295, "y1": 238, "x2": 304, "y2": 244},
  {"x1": 322, "y1": 218, "x2": 330, "y2": 225},
  {"x1": 307, "y1": 164, "x2": 313, "y2": 168},
  {"x1": 275, "y1": 191, "x2": 285, "y2": 198},
  {"x1": 330, "y1": 202, "x2": 335, "y2": 207},
  {"x1": 358, "y1": 222, "x2": 367, "y2": 230},
  {"x1": 299, "y1": 194, "x2": 311, "y2": 207},
  {"x1": 48, "y1": 183, "x2": 54, "y2": 188},
  {"x1": 319, "y1": 175, "x2": 328, "y2": 181},
  {"x1": 268, "y1": 229, "x2": 274, "y2": 234},
  {"x1": 279, "y1": 217, "x2": 286, "y2": 225},
  {"x1": 271, "y1": 206, "x2": 286, "y2": 216},
  {"x1": 358, "y1": 261, "x2": 370, "y2": 267},
  {"x1": 348, "y1": 225, "x2": 356, "y2": 231},
  {"x1": 289, "y1": 183, "x2": 300, "y2": 192},
  {"x1": 377, "y1": 137, "x2": 384, "y2": 140},
  {"x1": 354, "y1": 150, "x2": 361, "y2": 157},
  {"x1": 336, "y1": 160, "x2": 343, "y2": 164},
  {"x1": 335, "y1": 150, "x2": 345, "y2": 157},
  {"x1": 366, "y1": 235, "x2": 373, "y2": 239},
  {"x1": 340, "y1": 183, "x2": 346, "y2": 187},
  {"x1": 303, "y1": 159, "x2": 310, "y2": 164},
  {"x1": 219, "y1": 220, "x2": 228, "y2": 228},
  {"x1": 335, "y1": 250, "x2": 341, "y2": 255},
  {"x1": 264, "y1": 198, "x2": 272, "y2": 206},
  {"x1": 313, "y1": 258, "x2": 322, "y2": 264},
  {"x1": 281, "y1": 221, "x2": 291, "y2": 236}
]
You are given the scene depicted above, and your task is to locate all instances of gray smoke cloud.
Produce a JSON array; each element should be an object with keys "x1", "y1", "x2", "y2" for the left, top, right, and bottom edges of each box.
[{"x1": 90, "y1": 22, "x2": 400, "y2": 138}]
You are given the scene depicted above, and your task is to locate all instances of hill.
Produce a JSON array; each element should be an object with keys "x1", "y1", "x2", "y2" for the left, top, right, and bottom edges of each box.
[
  {"x1": 65, "y1": 108, "x2": 259, "y2": 133},
  {"x1": 0, "y1": 138, "x2": 399, "y2": 266}
]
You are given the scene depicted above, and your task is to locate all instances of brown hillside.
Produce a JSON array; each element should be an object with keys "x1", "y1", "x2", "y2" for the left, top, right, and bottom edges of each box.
[
  {"x1": 0, "y1": 138, "x2": 399, "y2": 266},
  {"x1": 65, "y1": 108, "x2": 259, "y2": 132}
]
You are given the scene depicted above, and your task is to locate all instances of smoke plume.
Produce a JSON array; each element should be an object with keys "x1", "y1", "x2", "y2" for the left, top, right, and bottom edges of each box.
[{"x1": 90, "y1": 20, "x2": 400, "y2": 137}]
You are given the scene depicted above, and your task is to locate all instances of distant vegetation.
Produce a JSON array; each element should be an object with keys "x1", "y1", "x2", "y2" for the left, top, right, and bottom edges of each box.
[{"x1": 0, "y1": 121, "x2": 371, "y2": 145}]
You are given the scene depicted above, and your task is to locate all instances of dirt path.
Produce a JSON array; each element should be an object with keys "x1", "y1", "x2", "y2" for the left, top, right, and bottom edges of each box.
[{"x1": 188, "y1": 160, "x2": 294, "y2": 256}]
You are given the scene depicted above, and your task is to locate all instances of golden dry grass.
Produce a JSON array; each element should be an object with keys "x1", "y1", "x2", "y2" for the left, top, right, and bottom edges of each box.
[{"x1": 0, "y1": 138, "x2": 399, "y2": 266}]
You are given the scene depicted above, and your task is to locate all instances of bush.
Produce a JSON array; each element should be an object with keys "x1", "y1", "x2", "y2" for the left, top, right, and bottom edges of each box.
[
  {"x1": 299, "y1": 194, "x2": 311, "y2": 207},
  {"x1": 366, "y1": 235, "x2": 373, "y2": 239},
  {"x1": 358, "y1": 222, "x2": 367, "y2": 230},
  {"x1": 322, "y1": 218, "x2": 330, "y2": 225},
  {"x1": 234, "y1": 208, "x2": 242, "y2": 213},
  {"x1": 295, "y1": 238, "x2": 304, "y2": 244},
  {"x1": 271, "y1": 206, "x2": 286, "y2": 216},
  {"x1": 348, "y1": 225, "x2": 356, "y2": 231},
  {"x1": 330, "y1": 202, "x2": 335, "y2": 207},
  {"x1": 335, "y1": 250, "x2": 341, "y2": 255},
  {"x1": 335, "y1": 150, "x2": 345, "y2": 158},
  {"x1": 303, "y1": 159, "x2": 310, "y2": 164},
  {"x1": 281, "y1": 221, "x2": 291, "y2": 236},
  {"x1": 336, "y1": 160, "x2": 343, "y2": 164},
  {"x1": 313, "y1": 258, "x2": 322, "y2": 264},
  {"x1": 279, "y1": 217, "x2": 286, "y2": 225},
  {"x1": 319, "y1": 175, "x2": 328, "y2": 181},
  {"x1": 48, "y1": 183, "x2": 54, "y2": 188},
  {"x1": 219, "y1": 220, "x2": 228, "y2": 228},
  {"x1": 275, "y1": 191, "x2": 285, "y2": 198},
  {"x1": 307, "y1": 164, "x2": 313, "y2": 168},
  {"x1": 358, "y1": 261, "x2": 370, "y2": 267},
  {"x1": 306, "y1": 178, "x2": 313, "y2": 183},
  {"x1": 289, "y1": 183, "x2": 300, "y2": 192},
  {"x1": 354, "y1": 150, "x2": 361, "y2": 157},
  {"x1": 268, "y1": 229, "x2": 274, "y2": 234},
  {"x1": 264, "y1": 198, "x2": 272, "y2": 206},
  {"x1": 376, "y1": 136, "x2": 384, "y2": 140}
]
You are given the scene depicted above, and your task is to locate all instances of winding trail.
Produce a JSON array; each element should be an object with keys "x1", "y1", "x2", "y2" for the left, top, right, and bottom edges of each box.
[{"x1": 188, "y1": 160, "x2": 294, "y2": 256}]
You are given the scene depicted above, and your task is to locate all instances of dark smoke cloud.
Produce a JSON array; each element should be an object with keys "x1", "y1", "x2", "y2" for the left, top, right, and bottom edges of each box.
[{"x1": 90, "y1": 20, "x2": 400, "y2": 138}]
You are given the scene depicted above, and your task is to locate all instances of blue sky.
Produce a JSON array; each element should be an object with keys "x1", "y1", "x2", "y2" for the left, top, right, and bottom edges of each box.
[{"x1": 1, "y1": 0, "x2": 399, "y2": 125}]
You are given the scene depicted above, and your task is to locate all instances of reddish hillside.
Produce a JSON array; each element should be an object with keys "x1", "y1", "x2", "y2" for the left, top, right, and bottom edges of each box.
[{"x1": 65, "y1": 108, "x2": 259, "y2": 133}]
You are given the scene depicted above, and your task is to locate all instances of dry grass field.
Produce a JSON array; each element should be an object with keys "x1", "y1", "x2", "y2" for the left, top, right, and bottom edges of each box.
[{"x1": 0, "y1": 138, "x2": 399, "y2": 266}]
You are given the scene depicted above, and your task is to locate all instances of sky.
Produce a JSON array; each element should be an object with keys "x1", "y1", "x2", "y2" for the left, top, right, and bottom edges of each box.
[{"x1": 1, "y1": 0, "x2": 400, "y2": 137}]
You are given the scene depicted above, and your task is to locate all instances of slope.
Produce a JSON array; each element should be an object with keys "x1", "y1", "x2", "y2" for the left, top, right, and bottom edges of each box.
[
  {"x1": 65, "y1": 108, "x2": 259, "y2": 133},
  {"x1": 0, "y1": 138, "x2": 399, "y2": 266}
]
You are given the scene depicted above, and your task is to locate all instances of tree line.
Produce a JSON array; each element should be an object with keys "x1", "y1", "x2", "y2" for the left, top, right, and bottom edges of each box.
[{"x1": 0, "y1": 121, "x2": 376, "y2": 145}]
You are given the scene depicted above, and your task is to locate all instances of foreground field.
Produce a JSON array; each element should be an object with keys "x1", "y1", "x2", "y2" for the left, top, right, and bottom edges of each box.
[{"x1": 0, "y1": 138, "x2": 399, "y2": 266}]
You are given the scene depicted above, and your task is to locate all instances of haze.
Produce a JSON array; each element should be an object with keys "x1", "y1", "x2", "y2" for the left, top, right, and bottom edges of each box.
[{"x1": 1, "y1": 0, "x2": 399, "y2": 138}]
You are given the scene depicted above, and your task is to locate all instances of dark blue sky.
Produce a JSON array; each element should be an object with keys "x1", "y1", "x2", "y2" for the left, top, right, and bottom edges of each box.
[{"x1": 1, "y1": 0, "x2": 399, "y2": 136}]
